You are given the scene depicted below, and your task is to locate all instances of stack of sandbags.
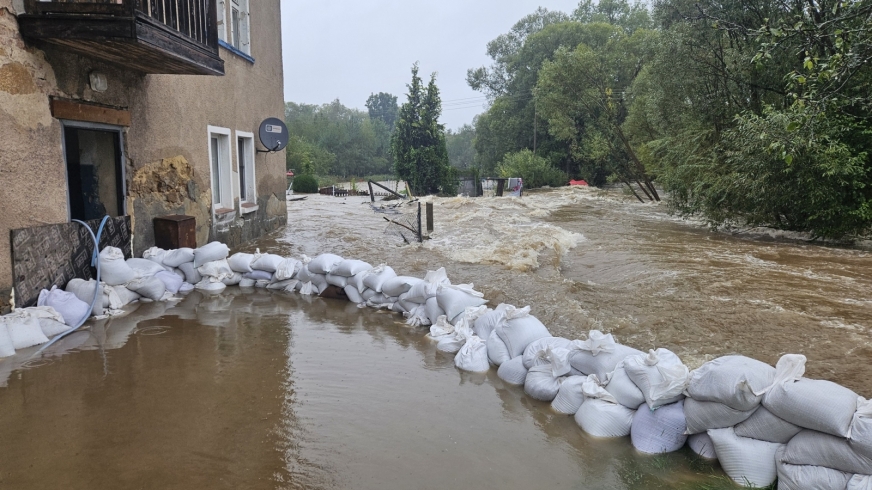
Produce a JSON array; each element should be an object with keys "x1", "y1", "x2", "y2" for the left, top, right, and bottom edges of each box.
[
  {"x1": 192, "y1": 242, "x2": 231, "y2": 292},
  {"x1": 400, "y1": 267, "x2": 450, "y2": 316},
  {"x1": 762, "y1": 354, "x2": 872, "y2": 488},
  {"x1": 487, "y1": 305, "x2": 550, "y2": 367},
  {"x1": 0, "y1": 309, "x2": 52, "y2": 356},
  {"x1": 13, "y1": 306, "x2": 69, "y2": 337},
  {"x1": 435, "y1": 284, "x2": 487, "y2": 324},
  {"x1": 575, "y1": 374, "x2": 637, "y2": 437},
  {"x1": 329, "y1": 259, "x2": 372, "y2": 303}
]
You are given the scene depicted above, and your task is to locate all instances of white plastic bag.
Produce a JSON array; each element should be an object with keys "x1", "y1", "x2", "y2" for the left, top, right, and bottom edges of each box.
[
  {"x1": 37, "y1": 286, "x2": 90, "y2": 326},
  {"x1": 404, "y1": 305, "x2": 431, "y2": 327},
  {"x1": 227, "y1": 252, "x2": 255, "y2": 273},
  {"x1": 497, "y1": 356, "x2": 528, "y2": 385},
  {"x1": 496, "y1": 306, "x2": 551, "y2": 357},
  {"x1": 454, "y1": 336, "x2": 490, "y2": 373},
  {"x1": 197, "y1": 259, "x2": 233, "y2": 280},
  {"x1": 687, "y1": 355, "x2": 775, "y2": 411},
  {"x1": 274, "y1": 258, "x2": 301, "y2": 281},
  {"x1": 162, "y1": 248, "x2": 195, "y2": 268},
  {"x1": 551, "y1": 375, "x2": 586, "y2": 415},
  {"x1": 623, "y1": 348, "x2": 689, "y2": 409},
  {"x1": 568, "y1": 330, "x2": 645, "y2": 380},
  {"x1": 524, "y1": 347, "x2": 571, "y2": 401},
  {"x1": 630, "y1": 400, "x2": 688, "y2": 454},
  {"x1": 193, "y1": 242, "x2": 230, "y2": 267},
  {"x1": 707, "y1": 427, "x2": 781, "y2": 488},
  {"x1": 762, "y1": 354, "x2": 859, "y2": 438},
  {"x1": 143, "y1": 246, "x2": 167, "y2": 266},
  {"x1": 436, "y1": 323, "x2": 475, "y2": 354},
  {"x1": 99, "y1": 246, "x2": 136, "y2": 286},
  {"x1": 523, "y1": 337, "x2": 573, "y2": 369}
]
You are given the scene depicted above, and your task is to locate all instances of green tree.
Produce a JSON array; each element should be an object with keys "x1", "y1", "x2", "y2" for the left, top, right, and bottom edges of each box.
[
  {"x1": 498, "y1": 149, "x2": 566, "y2": 189},
  {"x1": 391, "y1": 64, "x2": 455, "y2": 196},
  {"x1": 446, "y1": 123, "x2": 476, "y2": 170},
  {"x1": 365, "y1": 92, "x2": 399, "y2": 128}
]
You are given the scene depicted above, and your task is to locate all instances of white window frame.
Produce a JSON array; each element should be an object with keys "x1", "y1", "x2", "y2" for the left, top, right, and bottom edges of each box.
[
  {"x1": 216, "y1": 0, "x2": 227, "y2": 42},
  {"x1": 235, "y1": 130, "x2": 257, "y2": 212},
  {"x1": 229, "y1": 0, "x2": 251, "y2": 55},
  {"x1": 207, "y1": 126, "x2": 233, "y2": 214}
]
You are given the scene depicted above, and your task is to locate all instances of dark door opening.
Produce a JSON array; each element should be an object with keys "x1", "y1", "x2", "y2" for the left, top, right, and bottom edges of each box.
[{"x1": 63, "y1": 126, "x2": 124, "y2": 221}]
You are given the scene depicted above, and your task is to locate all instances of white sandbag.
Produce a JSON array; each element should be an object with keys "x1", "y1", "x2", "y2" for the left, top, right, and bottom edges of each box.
[
  {"x1": 552, "y1": 375, "x2": 586, "y2": 415},
  {"x1": 227, "y1": 252, "x2": 255, "y2": 273},
  {"x1": 256, "y1": 279, "x2": 271, "y2": 289},
  {"x1": 424, "y1": 297, "x2": 445, "y2": 326},
  {"x1": 523, "y1": 337, "x2": 573, "y2": 369},
  {"x1": 299, "y1": 282, "x2": 316, "y2": 295},
  {"x1": 348, "y1": 270, "x2": 371, "y2": 294},
  {"x1": 605, "y1": 363, "x2": 647, "y2": 409},
  {"x1": 143, "y1": 246, "x2": 167, "y2": 267},
  {"x1": 239, "y1": 278, "x2": 256, "y2": 288},
  {"x1": 222, "y1": 272, "x2": 243, "y2": 286},
  {"x1": 126, "y1": 276, "x2": 166, "y2": 301},
  {"x1": 274, "y1": 258, "x2": 301, "y2": 281},
  {"x1": 397, "y1": 294, "x2": 418, "y2": 314},
  {"x1": 684, "y1": 398, "x2": 758, "y2": 435},
  {"x1": 325, "y1": 273, "x2": 348, "y2": 288},
  {"x1": 162, "y1": 248, "x2": 195, "y2": 268},
  {"x1": 851, "y1": 399, "x2": 872, "y2": 459},
  {"x1": 99, "y1": 246, "x2": 136, "y2": 286},
  {"x1": 37, "y1": 286, "x2": 90, "y2": 326},
  {"x1": 198, "y1": 259, "x2": 233, "y2": 280},
  {"x1": 404, "y1": 304, "x2": 431, "y2": 327},
  {"x1": 776, "y1": 449, "x2": 852, "y2": 490},
  {"x1": 783, "y1": 430, "x2": 872, "y2": 475},
  {"x1": 171, "y1": 268, "x2": 186, "y2": 281},
  {"x1": 471, "y1": 307, "x2": 501, "y2": 339},
  {"x1": 243, "y1": 270, "x2": 273, "y2": 281},
  {"x1": 361, "y1": 288, "x2": 377, "y2": 302},
  {"x1": 687, "y1": 355, "x2": 775, "y2": 411},
  {"x1": 849, "y1": 475, "x2": 872, "y2": 490},
  {"x1": 497, "y1": 356, "x2": 528, "y2": 385},
  {"x1": 390, "y1": 301, "x2": 406, "y2": 313},
  {"x1": 110, "y1": 285, "x2": 140, "y2": 306},
  {"x1": 487, "y1": 329, "x2": 512, "y2": 366},
  {"x1": 454, "y1": 336, "x2": 490, "y2": 373},
  {"x1": 688, "y1": 432, "x2": 718, "y2": 460},
  {"x1": 363, "y1": 265, "x2": 397, "y2": 292},
  {"x1": 496, "y1": 306, "x2": 551, "y2": 358},
  {"x1": 381, "y1": 276, "x2": 424, "y2": 298},
  {"x1": 406, "y1": 267, "x2": 451, "y2": 303},
  {"x1": 331, "y1": 259, "x2": 372, "y2": 277},
  {"x1": 453, "y1": 305, "x2": 489, "y2": 330},
  {"x1": 524, "y1": 347, "x2": 571, "y2": 401},
  {"x1": 195, "y1": 278, "x2": 226, "y2": 292},
  {"x1": 631, "y1": 401, "x2": 688, "y2": 454},
  {"x1": 0, "y1": 324, "x2": 15, "y2": 357},
  {"x1": 0, "y1": 315, "x2": 49, "y2": 349},
  {"x1": 127, "y1": 258, "x2": 166, "y2": 278},
  {"x1": 38, "y1": 318, "x2": 70, "y2": 337},
  {"x1": 267, "y1": 279, "x2": 297, "y2": 290},
  {"x1": 193, "y1": 241, "x2": 230, "y2": 267},
  {"x1": 155, "y1": 270, "x2": 183, "y2": 294},
  {"x1": 436, "y1": 285, "x2": 486, "y2": 322},
  {"x1": 734, "y1": 406, "x2": 802, "y2": 444},
  {"x1": 251, "y1": 253, "x2": 285, "y2": 273},
  {"x1": 623, "y1": 348, "x2": 689, "y2": 409},
  {"x1": 707, "y1": 427, "x2": 781, "y2": 488},
  {"x1": 344, "y1": 285, "x2": 364, "y2": 304},
  {"x1": 306, "y1": 253, "x2": 344, "y2": 274},
  {"x1": 178, "y1": 282, "x2": 194, "y2": 293},
  {"x1": 576, "y1": 398, "x2": 635, "y2": 438},
  {"x1": 427, "y1": 316, "x2": 455, "y2": 340},
  {"x1": 65, "y1": 278, "x2": 103, "y2": 317},
  {"x1": 568, "y1": 330, "x2": 645, "y2": 380},
  {"x1": 366, "y1": 293, "x2": 396, "y2": 306},
  {"x1": 15, "y1": 306, "x2": 70, "y2": 337},
  {"x1": 762, "y1": 354, "x2": 859, "y2": 438},
  {"x1": 436, "y1": 323, "x2": 475, "y2": 354},
  {"x1": 178, "y1": 261, "x2": 202, "y2": 284}
]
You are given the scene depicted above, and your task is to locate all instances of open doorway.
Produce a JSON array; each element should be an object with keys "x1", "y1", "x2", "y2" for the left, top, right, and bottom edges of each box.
[{"x1": 62, "y1": 122, "x2": 125, "y2": 221}]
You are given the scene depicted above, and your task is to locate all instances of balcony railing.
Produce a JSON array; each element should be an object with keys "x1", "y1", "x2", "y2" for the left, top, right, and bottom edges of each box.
[{"x1": 19, "y1": 0, "x2": 224, "y2": 76}]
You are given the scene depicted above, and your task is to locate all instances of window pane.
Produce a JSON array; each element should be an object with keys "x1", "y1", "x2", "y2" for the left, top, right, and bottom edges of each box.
[
  {"x1": 211, "y1": 137, "x2": 221, "y2": 204},
  {"x1": 238, "y1": 138, "x2": 246, "y2": 200},
  {"x1": 231, "y1": 8, "x2": 240, "y2": 49}
]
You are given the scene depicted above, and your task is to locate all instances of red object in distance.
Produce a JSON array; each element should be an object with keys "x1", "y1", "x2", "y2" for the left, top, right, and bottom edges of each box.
[{"x1": 569, "y1": 179, "x2": 588, "y2": 186}]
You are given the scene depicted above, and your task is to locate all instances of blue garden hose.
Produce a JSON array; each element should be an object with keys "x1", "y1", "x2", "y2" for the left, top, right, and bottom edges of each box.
[{"x1": 34, "y1": 216, "x2": 110, "y2": 354}]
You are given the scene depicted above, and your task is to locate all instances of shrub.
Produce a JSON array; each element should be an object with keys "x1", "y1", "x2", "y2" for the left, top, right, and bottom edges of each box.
[
  {"x1": 498, "y1": 149, "x2": 566, "y2": 189},
  {"x1": 292, "y1": 174, "x2": 319, "y2": 193}
]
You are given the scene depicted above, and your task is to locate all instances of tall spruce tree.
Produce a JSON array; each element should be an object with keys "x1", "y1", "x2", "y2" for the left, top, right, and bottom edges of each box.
[{"x1": 391, "y1": 64, "x2": 455, "y2": 196}]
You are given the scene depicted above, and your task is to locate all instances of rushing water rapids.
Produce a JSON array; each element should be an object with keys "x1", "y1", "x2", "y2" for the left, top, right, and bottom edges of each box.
[{"x1": 0, "y1": 186, "x2": 869, "y2": 489}]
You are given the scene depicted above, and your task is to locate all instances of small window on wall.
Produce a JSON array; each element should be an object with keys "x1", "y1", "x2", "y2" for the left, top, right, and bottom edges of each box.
[
  {"x1": 229, "y1": 0, "x2": 250, "y2": 55},
  {"x1": 236, "y1": 131, "x2": 256, "y2": 210},
  {"x1": 62, "y1": 122, "x2": 126, "y2": 221},
  {"x1": 208, "y1": 126, "x2": 232, "y2": 211}
]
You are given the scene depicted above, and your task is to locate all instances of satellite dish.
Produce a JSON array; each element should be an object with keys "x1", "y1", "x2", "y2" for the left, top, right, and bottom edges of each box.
[{"x1": 258, "y1": 117, "x2": 288, "y2": 152}]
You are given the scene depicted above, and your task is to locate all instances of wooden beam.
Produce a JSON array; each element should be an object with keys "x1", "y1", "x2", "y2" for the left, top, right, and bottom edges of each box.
[{"x1": 50, "y1": 98, "x2": 131, "y2": 126}]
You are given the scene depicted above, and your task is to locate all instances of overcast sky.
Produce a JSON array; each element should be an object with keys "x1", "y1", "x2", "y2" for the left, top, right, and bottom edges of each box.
[{"x1": 280, "y1": 0, "x2": 583, "y2": 130}]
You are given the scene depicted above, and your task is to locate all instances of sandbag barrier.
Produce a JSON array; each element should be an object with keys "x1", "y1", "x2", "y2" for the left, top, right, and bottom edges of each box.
[{"x1": 1, "y1": 242, "x2": 870, "y2": 488}]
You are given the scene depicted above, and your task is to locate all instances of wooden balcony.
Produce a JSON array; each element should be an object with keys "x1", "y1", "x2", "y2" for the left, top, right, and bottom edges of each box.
[{"x1": 18, "y1": 0, "x2": 224, "y2": 76}]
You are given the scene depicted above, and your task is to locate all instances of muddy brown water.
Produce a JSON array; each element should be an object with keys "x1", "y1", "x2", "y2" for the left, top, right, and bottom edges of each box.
[{"x1": 0, "y1": 187, "x2": 869, "y2": 489}]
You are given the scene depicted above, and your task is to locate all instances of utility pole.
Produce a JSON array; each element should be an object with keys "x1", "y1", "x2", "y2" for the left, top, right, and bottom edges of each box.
[{"x1": 533, "y1": 99, "x2": 538, "y2": 157}]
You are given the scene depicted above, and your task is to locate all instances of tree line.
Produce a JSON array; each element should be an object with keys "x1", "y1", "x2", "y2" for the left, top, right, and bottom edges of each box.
[{"x1": 466, "y1": 0, "x2": 872, "y2": 239}]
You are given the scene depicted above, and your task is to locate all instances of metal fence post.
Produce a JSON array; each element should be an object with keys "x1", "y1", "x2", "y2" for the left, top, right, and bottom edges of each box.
[{"x1": 417, "y1": 202, "x2": 422, "y2": 243}]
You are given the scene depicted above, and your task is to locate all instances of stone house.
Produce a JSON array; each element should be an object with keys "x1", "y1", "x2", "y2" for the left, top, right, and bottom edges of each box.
[{"x1": 0, "y1": 0, "x2": 288, "y2": 308}]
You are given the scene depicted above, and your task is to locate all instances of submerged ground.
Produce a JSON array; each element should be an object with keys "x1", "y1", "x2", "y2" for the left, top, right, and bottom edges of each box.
[{"x1": 0, "y1": 187, "x2": 869, "y2": 488}]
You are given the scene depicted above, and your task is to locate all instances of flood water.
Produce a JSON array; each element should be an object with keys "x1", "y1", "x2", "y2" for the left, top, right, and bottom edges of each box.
[{"x1": 1, "y1": 186, "x2": 869, "y2": 489}]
